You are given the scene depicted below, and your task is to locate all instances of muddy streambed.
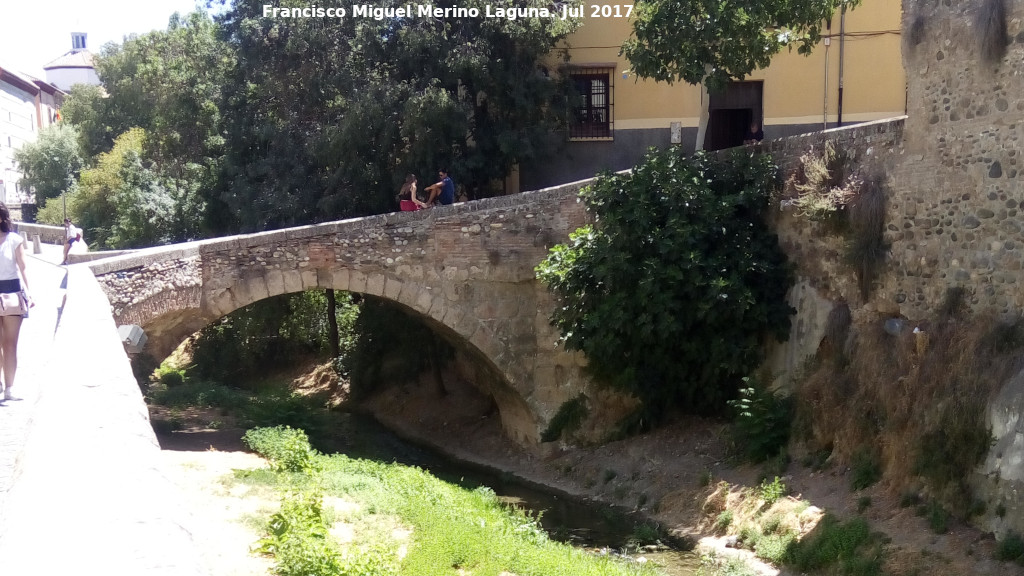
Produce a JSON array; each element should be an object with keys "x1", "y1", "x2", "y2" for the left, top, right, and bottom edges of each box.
[{"x1": 317, "y1": 412, "x2": 701, "y2": 575}]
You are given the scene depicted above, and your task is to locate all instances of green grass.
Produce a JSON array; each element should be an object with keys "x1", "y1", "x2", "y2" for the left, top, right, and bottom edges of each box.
[
  {"x1": 147, "y1": 380, "x2": 334, "y2": 447},
  {"x1": 714, "y1": 510, "x2": 733, "y2": 533},
  {"x1": 786, "y1": 515, "x2": 884, "y2": 576},
  {"x1": 240, "y1": 427, "x2": 660, "y2": 576},
  {"x1": 850, "y1": 449, "x2": 882, "y2": 491}
]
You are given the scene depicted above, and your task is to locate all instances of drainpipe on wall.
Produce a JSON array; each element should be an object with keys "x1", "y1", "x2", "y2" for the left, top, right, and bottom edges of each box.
[
  {"x1": 824, "y1": 18, "x2": 831, "y2": 130},
  {"x1": 837, "y1": 4, "x2": 847, "y2": 127}
]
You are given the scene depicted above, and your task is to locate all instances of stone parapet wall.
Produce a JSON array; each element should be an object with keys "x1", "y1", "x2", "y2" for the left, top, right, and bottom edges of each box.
[
  {"x1": 748, "y1": 116, "x2": 906, "y2": 175},
  {"x1": 13, "y1": 222, "x2": 64, "y2": 245}
]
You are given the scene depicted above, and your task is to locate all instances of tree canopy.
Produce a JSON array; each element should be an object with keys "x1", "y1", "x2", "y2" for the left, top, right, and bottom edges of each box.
[
  {"x1": 536, "y1": 149, "x2": 794, "y2": 422},
  {"x1": 213, "y1": 0, "x2": 577, "y2": 231},
  {"x1": 623, "y1": 0, "x2": 859, "y2": 91},
  {"x1": 49, "y1": 4, "x2": 578, "y2": 243},
  {"x1": 12, "y1": 123, "x2": 84, "y2": 204}
]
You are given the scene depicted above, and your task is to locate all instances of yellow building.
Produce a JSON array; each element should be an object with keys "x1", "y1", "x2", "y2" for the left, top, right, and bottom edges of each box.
[{"x1": 523, "y1": 0, "x2": 905, "y2": 189}]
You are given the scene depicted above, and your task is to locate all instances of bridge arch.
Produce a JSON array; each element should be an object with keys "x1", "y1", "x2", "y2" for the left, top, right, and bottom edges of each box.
[{"x1": 91, "y1": 183, "x2": 597, "y2": 445}]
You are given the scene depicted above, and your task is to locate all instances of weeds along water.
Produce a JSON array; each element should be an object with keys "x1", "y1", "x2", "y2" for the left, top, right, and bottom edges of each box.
[
  {"x1": 148, "y1": 381, "x2": 700, "y2": 575},
  {"x1": 240, "y1": 425, "x2": 674, "y2": 576}
]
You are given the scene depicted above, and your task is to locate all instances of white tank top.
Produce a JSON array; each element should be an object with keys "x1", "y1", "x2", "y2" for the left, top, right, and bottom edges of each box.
[{"x1": 0, "y1": 232, "x2": 24, "y2": 281}]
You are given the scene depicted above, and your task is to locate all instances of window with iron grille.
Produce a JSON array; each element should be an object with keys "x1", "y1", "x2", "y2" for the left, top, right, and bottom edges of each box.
[{"x1": 569, "y1": 68, "x2": 613, "y2": 140}]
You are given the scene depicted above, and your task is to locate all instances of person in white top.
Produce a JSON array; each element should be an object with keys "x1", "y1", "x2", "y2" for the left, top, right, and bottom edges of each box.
[
  {"x1": 62, "y1": 218, "x2": 82, "y2": 266},
  {"x1": 0, "y1": 204, "x2": 33, "y2": 401}
]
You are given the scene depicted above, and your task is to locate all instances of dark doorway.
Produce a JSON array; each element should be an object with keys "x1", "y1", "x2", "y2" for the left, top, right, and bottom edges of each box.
[
  {"x1": 708, "y1": 109, "x2": 752, "y2": 151},
  {"x1": 706, "y1": 81, "x2": 763, "y2": 151}
]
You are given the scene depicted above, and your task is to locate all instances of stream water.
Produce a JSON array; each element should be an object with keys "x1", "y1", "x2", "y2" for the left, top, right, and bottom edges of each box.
[{"x1": 318, "y1": 412, "x2": 701, "y2": 575}]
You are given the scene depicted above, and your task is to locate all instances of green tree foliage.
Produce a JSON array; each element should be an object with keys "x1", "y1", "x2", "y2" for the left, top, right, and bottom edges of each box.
[
  {"x1": 212, "y1": 0, "x2": 578, "y2": 231},
  {"x1": 190, "y1": 291, "x2": 359, "y2": 383},
  {"x1": 623, "y1": 0, "x2": 859, "y2": 149},
  {"x1": 343, "y1": 297, "x2": 450, "y2": 399},
  {"x1": 49, "y1": 13, "x2": 222, "y2": 247},
  {"x1": 12, "y1": 123, "x2": 84, "y2": 204},
  {"x1": 536, "y1": 149, "x2": 794, "y2": 420},
  {"x1": 90, "y1": 11, "x2": 227, "y2": 170},
  {"x1": 37, "y1": 128, "x2": 204, "y2": 249},
  {"x1": 624, "y1": 0, "x2": 859, "y2": 91},
  {"x1": 60, "y1": 84, "x2": 110, "y2": 159}
]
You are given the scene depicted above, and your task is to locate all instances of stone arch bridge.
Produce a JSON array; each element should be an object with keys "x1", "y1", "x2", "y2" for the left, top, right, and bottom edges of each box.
[{"x1": 90, "y1": 182, "x2": 595, "y2": 445}]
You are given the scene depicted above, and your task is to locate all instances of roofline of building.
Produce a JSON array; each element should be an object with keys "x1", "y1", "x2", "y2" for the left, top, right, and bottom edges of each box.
[
  {"x1": 0, "y1": 67, "x2": 39, "y2": 94},
  {"x1": 33, "y1": 79, "x2": 66, "y2": 96}
]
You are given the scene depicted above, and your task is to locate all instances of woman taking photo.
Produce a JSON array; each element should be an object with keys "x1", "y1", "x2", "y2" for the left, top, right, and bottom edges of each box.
[{"x1": 0, "y1": 204, "x2": 33, "y2": 401}]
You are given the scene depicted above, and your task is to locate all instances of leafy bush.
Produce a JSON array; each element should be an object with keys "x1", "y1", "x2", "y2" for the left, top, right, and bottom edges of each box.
[
  {"x1": 996, "y1": 531, "x2": 1024, "y2": 563},
  {"x1": 242, "y1": 389, "x2": 332, "y2": 443},
  {"x1": 730, "y1": 378, "x2": 792, "y2": 462},
  {"x1": 914, "y1": 402, "x2": 992, "y2": 512},
  {"x1": 345, "y1": 297, "x2": 453, "y2": 400},
  {"x1": 917, "y1": 500, "x2": 949, "y2": 534},
  {"x1": 243, "y1": 426, "x2": 321, "y2": 474},
  {"x1": 148, "y1": 380, "x2": 249, "y2": 412},
  {"x1": 715, "y1": 510, "x2": 733, "y2": 532},
  {"x1": 758, "y1": 477, "x2": 787, "y2": 506},
  {"x1": 537, "y1": 148, "x2": 794, "y2": 421},
  {"x1": 754, "y1": 531, "x2": 796, "y2": 565}
]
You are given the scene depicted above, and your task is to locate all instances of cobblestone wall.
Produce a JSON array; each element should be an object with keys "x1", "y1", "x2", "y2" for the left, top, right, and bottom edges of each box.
[
  {"x1": 886, "y1": 0, "x2": 1024, "y2": 318},
  {"x1": 890, "y1": 0, "x2": 1024, "y2": 539}
]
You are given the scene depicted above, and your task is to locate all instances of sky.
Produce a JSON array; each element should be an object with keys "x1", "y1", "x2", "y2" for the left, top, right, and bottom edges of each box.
[{"x1": 0, "y1": 0, "x2": 207, "y2": 77}]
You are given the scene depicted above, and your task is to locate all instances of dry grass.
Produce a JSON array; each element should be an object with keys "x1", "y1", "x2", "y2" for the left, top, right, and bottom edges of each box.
[
  {"x1": 977, "y1": 0, "x2": 1009, "y2": 64},
  {"x1": 845, "y1": 174, "x2": 888, "y2": 301},
  {"x1": 821, "y1": 301, "x2": 852, "y2": 362},
  {"x1": 788, "y1": 141, "x2": 858, "y2": 227},
  {"x1": 795, "y1": 311, "x2": 1021, "y2": 516}
]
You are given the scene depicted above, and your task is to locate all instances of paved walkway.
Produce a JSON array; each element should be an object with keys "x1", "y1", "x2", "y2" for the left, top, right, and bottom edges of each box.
[
  {"x1": 0, "y1": 242, "x2": 203, "y2": 575},
  {"x1": 0, "y1": 242, "x2": 67, "y2": 506}
]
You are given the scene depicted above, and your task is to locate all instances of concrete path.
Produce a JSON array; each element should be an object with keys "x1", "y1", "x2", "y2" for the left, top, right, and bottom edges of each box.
[
  {"x1": 0, "y1": 243, "x2": 66, "y2": 503},
  {"x1": 0, "y1": 243, "x2": 204, "y2": 575}
]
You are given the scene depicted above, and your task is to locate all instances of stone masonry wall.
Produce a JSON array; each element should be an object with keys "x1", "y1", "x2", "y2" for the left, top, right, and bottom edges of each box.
[
  {"x1": 92, "y1": 182, "x2": 600, "y2": 446},
  {"x1": 90, "y1": 120, "x2": 908, "y2": 445},
  {"x1": 891, "y1": 0, "x2": 1024, "y2": 539},
  {"x1": 887, "y1": 0, "x2": 1024, "y2": 318}
]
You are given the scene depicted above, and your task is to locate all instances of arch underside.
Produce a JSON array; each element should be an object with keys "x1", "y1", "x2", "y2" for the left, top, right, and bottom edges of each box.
[{"x1": 124, "y1": 271, "x2": 545, "y2": 444}]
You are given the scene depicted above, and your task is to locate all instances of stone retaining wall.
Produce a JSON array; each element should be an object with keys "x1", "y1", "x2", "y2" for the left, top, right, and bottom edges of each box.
[{"x1": 13, "y1": 222, "x2": 64, "y2": 245}]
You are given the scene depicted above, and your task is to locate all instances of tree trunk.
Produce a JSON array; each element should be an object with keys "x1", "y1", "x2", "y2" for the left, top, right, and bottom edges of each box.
[
  {"x1": 694, "y1": 64, "x2": 712, "y2": 151},
  {"x1": 326, "y1": 289, "x2": 340, "y2": 358}
]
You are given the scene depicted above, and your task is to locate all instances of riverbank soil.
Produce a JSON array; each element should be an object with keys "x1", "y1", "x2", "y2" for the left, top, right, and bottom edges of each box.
[
  {"x1": 148, "y1": 357, "x2": 1024, "y2": 576},
  {"x1": 361, "y1": 368, "x2": 1024, "y2": 576}
]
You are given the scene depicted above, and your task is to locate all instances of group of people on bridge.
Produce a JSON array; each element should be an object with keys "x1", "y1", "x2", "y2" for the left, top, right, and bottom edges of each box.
[{"x1": 398, "y1": 168, "x2": 457, "y2": 212}]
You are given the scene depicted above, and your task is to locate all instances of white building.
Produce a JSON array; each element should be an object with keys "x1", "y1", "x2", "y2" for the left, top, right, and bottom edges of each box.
[
  {"x1": 43, "y1": 33, "x2": 100, "y2": 92},
  {"x1": 0, "y1": 65, "x2": 64, "y2": 204}
]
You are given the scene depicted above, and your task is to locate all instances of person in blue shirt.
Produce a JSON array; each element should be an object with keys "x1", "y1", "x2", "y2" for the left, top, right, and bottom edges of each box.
[{"x1": 424, "y1": 169, "x2": 456, "y2": 206}]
